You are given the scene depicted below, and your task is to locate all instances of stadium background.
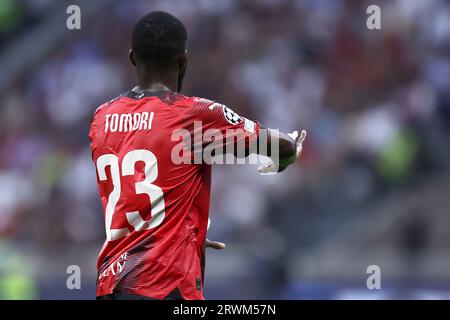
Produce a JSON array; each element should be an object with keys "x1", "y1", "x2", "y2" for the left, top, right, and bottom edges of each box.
[{"x1": 0, "y1": 0, "x2": 449, "y2": 299}]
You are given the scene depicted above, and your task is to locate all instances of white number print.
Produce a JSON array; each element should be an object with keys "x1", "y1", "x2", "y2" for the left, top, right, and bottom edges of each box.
[{"x1": 96, "y1": 149, "x2": 166, "y2": 241}]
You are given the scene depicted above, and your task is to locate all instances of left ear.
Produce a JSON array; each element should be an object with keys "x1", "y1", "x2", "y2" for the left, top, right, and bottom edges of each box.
[{"x1": 129, "y1": 49, "x2": 136, "y2": 67}]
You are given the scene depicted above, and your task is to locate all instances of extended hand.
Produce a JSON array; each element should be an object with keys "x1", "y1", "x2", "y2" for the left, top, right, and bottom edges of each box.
[{"x1": 258, "y1": 129, "x2": 307, "y2": 174}]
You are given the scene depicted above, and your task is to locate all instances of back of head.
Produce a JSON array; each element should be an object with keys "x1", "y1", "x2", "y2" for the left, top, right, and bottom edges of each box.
[{"x1": 131, "y1": 11, "x2": 187, "y2": 69}]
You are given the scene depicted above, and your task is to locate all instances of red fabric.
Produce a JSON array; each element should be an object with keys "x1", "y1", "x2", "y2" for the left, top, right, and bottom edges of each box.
[{"x1": 89, "y1": 92, "x2": 260, "y2": 300}]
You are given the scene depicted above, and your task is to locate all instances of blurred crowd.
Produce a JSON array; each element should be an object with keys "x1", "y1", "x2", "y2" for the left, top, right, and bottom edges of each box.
[{"x1": 0, "y1": 0, "x2": 449, "y2": 298}]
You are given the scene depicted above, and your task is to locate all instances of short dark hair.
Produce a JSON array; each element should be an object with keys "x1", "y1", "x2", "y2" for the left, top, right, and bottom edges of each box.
[{"x1": 131, "y1": 11, "x2": 187, "y2": 68}]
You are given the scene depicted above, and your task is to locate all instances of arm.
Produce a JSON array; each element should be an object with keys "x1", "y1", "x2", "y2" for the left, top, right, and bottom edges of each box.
[{"x1": 184, "y1": 99, "x2": 306, "y2": 172}]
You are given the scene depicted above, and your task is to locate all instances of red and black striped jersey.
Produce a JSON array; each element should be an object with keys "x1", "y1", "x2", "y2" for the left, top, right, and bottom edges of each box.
[{"x1": 89, "y1": 89, "x2": 260, "y2": 299}]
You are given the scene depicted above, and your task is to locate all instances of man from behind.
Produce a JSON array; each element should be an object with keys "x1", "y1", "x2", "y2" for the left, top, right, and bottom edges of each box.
[{"x1": 89, "y1": 11, "x2": 306, "y2": 300}]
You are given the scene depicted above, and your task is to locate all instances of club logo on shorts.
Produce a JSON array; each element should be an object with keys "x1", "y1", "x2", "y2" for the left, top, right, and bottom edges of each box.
[{"x1": 223, "y1": 106, "x2": 242, "y2": 125}]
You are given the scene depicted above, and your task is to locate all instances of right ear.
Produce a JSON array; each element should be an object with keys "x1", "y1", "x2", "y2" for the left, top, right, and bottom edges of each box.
[
  {"x1": 179, "y1": 49, "x2": 188, "y2": 70},
  {"x1": 129, "y1": 49, "x2": 136, "y2": 67}
]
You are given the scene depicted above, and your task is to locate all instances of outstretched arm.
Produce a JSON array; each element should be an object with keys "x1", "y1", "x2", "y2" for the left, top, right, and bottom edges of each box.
[{"x1": 184, "y1": 100, "x2": 306, "y2": 173}]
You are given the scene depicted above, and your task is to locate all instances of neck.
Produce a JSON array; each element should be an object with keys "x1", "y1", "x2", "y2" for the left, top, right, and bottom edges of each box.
[
  {"x1": 136, "y1": 66, "x2": 178, "y2": 92},
  {"x1": 133, "y1": 83, "x2": 172, "y2": 93}
]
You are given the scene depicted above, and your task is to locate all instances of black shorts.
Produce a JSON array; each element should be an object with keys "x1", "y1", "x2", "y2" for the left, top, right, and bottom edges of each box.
[{"x1": 96, "y1": 288, "x2": 184, "y2": 300}]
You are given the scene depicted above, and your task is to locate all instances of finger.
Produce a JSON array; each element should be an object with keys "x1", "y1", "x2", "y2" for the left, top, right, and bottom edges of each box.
[
  {"x1": 298, "y1": 130, "x2": 307, "y2": 144},
  {"x1": 296, "y1": 130, "x2": 307, "y2": 158},
  {"x1": 205, "y1": 240, "x2": 226, "y2": 249}
]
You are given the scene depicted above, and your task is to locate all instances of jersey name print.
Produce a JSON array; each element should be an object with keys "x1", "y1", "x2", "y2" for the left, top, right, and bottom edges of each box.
[{"x1": 104, "y1": 111, "x2": 154, "y2": 133}]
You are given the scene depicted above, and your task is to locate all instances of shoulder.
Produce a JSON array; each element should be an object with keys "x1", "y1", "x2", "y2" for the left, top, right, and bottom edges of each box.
[
  {"x1": 92, "y1": 95, "x2": 121, "y2": 118},
  {"x1": 166, "y1": 94, "x2": 216, "y2": 109},
  {"x1": 174, "y1": 95, "x2": 228, "y2": 114},
  {"x1": 169, "y1": 94, "x2": 227, "y2": 119}
]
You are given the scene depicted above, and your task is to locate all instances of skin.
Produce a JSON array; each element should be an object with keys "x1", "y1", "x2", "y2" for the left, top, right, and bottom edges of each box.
[
  {"x1": 129, "y1": 49, "x2": 187, "y2": 92},
  {"x1": 128, "y1": 47, "x2": 307, "y2": 249}
]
